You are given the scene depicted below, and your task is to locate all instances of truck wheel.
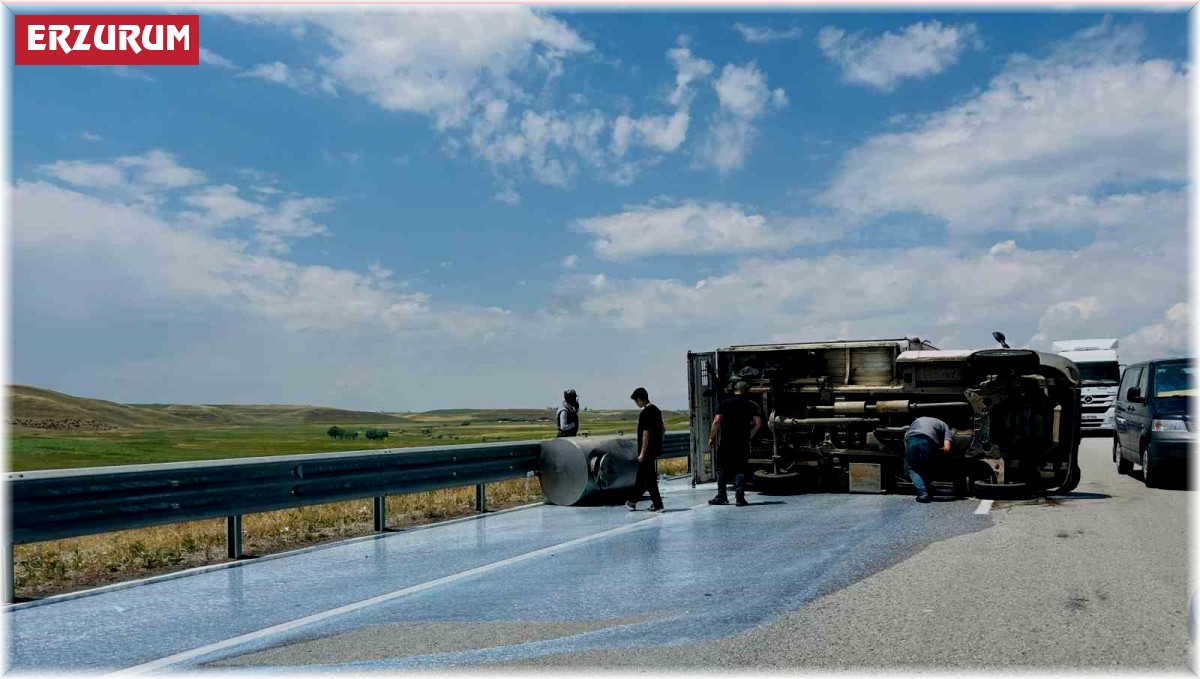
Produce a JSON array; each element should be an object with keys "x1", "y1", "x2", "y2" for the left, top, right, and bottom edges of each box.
[
  {"x1": 1142, "y1": 449, "x2": 1159, "y2": 489},
  {"x1": 1115, "y1": 440, "x2": 1133, "y2": 475},
  {"x1": 972, "y1": 480, "x2": 1031, "y2": 500},
  {"x1": 968, "y1": 349, "x2": 1040, "y2": 378},
  {"x1": 1057, "y1": 466, "x2": 1080, "y2": 494}
]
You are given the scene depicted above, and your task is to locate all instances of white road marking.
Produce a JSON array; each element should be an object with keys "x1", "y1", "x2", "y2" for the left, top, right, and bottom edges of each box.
[
  {"x1": 110, "y1": 502, "x2": 709, "y2": 676},
  {"x1": 974, "y1": 499, "x2": 994, "y2": 515}
]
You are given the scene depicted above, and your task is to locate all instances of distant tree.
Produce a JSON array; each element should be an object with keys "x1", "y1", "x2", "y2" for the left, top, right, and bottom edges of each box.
[{"x1": 327, "y1": 425, "x2": 342, "y2": 440}]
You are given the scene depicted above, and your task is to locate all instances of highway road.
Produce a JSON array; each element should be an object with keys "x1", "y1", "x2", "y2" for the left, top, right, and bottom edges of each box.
[{"x1": 6, "y1": 438, "x2": 1189, "y2": 672}]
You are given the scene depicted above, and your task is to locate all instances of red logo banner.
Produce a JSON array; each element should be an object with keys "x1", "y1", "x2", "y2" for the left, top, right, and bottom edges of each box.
[{"x1": 15, "y1": 15, "x2": 200, "y2": 66}]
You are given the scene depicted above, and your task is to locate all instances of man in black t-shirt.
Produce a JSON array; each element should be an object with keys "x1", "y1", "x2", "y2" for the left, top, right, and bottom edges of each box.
[
  {"x1": 706, "y1": 380, "x2": 763, "y2": 506},
  {"x1": 626, "y1": 386, "x2": 664, "y2": 512}
]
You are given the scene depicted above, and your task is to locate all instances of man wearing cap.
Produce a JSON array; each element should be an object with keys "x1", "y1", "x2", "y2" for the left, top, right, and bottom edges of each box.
[
  {"x1": 706, "y1": 380, "x2": 763, "y2": 507},
  {"x1": 556, "y1": 389, "x2": 580, "y2": 438}
]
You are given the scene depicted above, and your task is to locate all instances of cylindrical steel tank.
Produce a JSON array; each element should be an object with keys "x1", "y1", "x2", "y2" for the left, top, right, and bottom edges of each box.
[{"x1": 539, "y1": 436, "x2": 641, "y2": 506}]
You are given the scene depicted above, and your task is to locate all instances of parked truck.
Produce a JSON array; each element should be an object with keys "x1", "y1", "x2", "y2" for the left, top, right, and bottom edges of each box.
[
  {"x1": 687, "y1": 337, "x2": 1082, "y2": 499},
  {"x1": 1050, "y1": 339, "x2": 1120, "y2": 436}
]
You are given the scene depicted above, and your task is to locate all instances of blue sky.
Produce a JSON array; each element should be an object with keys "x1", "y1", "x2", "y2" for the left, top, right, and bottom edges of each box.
[{"x1": 9, "y1": 5, "x2": 1191, "y2": 410}]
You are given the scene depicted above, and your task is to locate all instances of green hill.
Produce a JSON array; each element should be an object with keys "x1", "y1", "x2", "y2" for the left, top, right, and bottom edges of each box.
[
  {"x1": 8, "y1": 386, "x2": 410, "y2": 429},
  {"x1": 7, "y1": 386, "x2": 684, "y2": 431},
  {"x1": 8, "y1": 385, "x2": 196, "y2": 429}
]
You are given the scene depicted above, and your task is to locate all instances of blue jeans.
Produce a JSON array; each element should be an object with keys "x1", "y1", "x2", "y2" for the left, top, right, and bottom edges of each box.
[{"x1": 904, "y1": 435, "x2": 937, "y2": 497}]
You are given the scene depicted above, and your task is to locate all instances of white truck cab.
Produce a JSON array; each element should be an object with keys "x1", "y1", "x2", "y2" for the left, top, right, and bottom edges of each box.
[{"x1": 1052, "y1": 339, "x2": 1120, "y2": 436}]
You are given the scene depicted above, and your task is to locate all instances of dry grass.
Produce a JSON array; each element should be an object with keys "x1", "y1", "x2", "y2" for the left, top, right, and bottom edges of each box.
[{"x1": 15, "y1": 457, "x2": 690, "y2": 600}]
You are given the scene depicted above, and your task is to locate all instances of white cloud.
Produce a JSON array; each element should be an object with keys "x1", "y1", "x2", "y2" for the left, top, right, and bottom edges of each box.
[
  {"x1": 213, "y1": 10, "x2": 709, "y2": 191},
  {"x1": 817, "y1": 20, "x2": 980, "y2": 91},
  {"x1": 494, "y1": 187, "x2": 521, "y2": 205},
  {"x1": 200, "y1": 48, "x2": 238, "y2": 70},
  {"x1": 253, "y1": 197, "x2": 333, "y2": 253},
  {"x1": 575, "y1": 201, "x2": 838, "y2": 260},
  {"x1": 88, "y1": 66, "x2": 155, "y2": 81},
  {"x1": 565, "y1": 229, "x2": 1185, "y2": 356},
  {"x1": 183, "y1": 184, "x2": 267, "y2": 225},
  {"x1": 220, "y1": 7, "x2": 590, "y2": 130},
  {"x1": 41, "y1": 160, "x2": 125, "y2": 189},
  {"x1": 732, "y1": 23, "x2": 803, "y2": 44},
  {"x1": 696, "y1": 62, "x2": 787, "y2": 173},
  {"x1": 115, "y1": 150, "x2": 207, "y2": 188},
  {"x1": 36, "y1": 151, "x2": 333, "y2": 252},
  {"x1": 612, "y1": 110, "x2": 690, "y2": 155},
  {"x1": 1122, "y1": 303, "x2": 1190, "y2": 363},
  {"x1": 1029, "y1": 296, "x2": 1102, "y2": 343},
  {"x1": 80, "y1": 131, "x2": 103, "y2": 143},
  {"x1": 11, "y1": 179, "x2": 518, "y2": 346},
  {"x1": 667, "y1": 42, "x2": 714, "y2": 107},
  {"x1": 562, "y1": 254, "x2": 579, "y2": 269},
  {"x1": 988, "y1": 240, "x2": 1017, "y2": 256},
  {"x1": 19, "y1": 149, "x2": 649, "y2": 409},
  {"x1": 821, "y1": 20, "x2": 1187, "y2": 234},
  {"x1": 240, "y1": 61, "x2": 338, "y2": 96}
]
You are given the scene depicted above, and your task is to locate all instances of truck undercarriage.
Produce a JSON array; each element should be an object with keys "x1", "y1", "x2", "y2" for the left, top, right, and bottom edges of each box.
[{"x1": 687, "y1": 338, "x2": 1082, "y2": 499}]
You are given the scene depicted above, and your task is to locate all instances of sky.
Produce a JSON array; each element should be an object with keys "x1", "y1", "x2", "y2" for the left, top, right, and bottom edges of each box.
[{"x1": 8, "y1": 4, "x2": 1192, "y2": 410}]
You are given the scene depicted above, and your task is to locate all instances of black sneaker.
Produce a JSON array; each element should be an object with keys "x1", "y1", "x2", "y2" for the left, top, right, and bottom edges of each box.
[
  {"x1": 625, "y1": 500, "x2": 637, "y2": 511},
  {"x1": 915, "y1": 494, "x2": 931, "y2": 503},
  {"x1": 735, "y1": 496, "x2": 749, "y2": 507},
  {"x1": 708, "y1": 496, "x2": 729, "y2": 505}
]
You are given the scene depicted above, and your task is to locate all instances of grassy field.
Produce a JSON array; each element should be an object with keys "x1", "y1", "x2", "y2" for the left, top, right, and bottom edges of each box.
[{"x1": 8, "y1": 386, "x2": 691, "y2": 599}]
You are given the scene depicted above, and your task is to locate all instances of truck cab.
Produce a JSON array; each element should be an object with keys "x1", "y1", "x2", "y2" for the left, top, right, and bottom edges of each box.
[
  {"x1": 687, "y1": 337, "x2": 1082, "y2": 499},
  {"x1": 1051, "y1": 339, "x2": 1120, "y2": 436}
]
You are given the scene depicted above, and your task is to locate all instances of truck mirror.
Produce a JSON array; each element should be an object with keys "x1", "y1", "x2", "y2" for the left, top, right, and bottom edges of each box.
[{"x1": 1126, "y1": 387, "x2": 1143, "y2": 402}]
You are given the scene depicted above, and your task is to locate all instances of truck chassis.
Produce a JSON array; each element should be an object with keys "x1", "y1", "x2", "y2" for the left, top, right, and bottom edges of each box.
[{"x1": 687, "y1": 338, "x2": 1082, "y2": 499}]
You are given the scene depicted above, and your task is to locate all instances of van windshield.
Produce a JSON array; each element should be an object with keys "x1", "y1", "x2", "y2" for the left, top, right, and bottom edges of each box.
[
  {"x1": 1153, "y1": 362, "x2": 1195, "y2": 399},
  {"x1": 1078, "y1": 362, "x2": 1120, "y2": 384}
]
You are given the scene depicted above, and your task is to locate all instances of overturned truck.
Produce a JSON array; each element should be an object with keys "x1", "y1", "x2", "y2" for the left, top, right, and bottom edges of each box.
[{"x1": 687, "y1": 338, "x2": 1082, "y2": 499}]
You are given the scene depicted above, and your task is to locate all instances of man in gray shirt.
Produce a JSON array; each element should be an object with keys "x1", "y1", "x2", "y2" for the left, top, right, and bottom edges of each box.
[{"x1": 903, "y1": 416, "x2": 952, "y2": 503}]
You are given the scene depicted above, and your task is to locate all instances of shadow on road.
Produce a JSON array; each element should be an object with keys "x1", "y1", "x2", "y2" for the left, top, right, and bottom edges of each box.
[{"x1": 1051, "y1": 491, "x2": 1113, "y2": 500}]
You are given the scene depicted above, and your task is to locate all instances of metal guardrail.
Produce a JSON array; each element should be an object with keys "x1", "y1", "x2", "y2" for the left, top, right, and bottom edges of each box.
[{"x1": 4, "y1": 431, "x2": 690, "y2": 602}]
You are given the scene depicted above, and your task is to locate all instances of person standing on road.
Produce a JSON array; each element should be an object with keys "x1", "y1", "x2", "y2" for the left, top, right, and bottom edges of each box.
[
  {"x1": 903, "y1": 416, "x2": 953, "y2": 503},
  {"x1": 626, "y1": 387, "x2": 665, "y2": 513},
  {"x1": 556, "y1": 389, "x2": 580, "y2": 438},
  {"x1": 706, "y1": 380, "x2": 763, "y2": 507}
]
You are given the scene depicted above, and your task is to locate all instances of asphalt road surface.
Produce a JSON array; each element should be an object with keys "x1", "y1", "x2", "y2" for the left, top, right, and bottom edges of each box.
[{"x1": 5, "y1": 438, "x2": 1189, "y2": 672}]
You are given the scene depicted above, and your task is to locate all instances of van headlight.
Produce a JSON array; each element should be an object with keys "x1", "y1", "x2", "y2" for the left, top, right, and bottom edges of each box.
[{"x1": 1153, "y1": 419, "x2": 1188, "y2": 432}]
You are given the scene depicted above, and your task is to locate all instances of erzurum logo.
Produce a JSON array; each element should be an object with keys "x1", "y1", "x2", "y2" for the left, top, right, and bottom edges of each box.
[{"x1": 15, "y1": 15, "x2": 200, "y2": 66}]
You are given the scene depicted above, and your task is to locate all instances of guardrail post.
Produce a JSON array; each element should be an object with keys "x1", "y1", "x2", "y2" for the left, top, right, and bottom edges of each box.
[
  {"x1": 4, "y1": 543, "x2": 14, "y2": 604},
  {"x1": 226, "y1": 515, "x2": 243, "y2": 559},
  {"x1": 475, "y1": 483, "x2": 486, "y2": 513},
  {"x1": 373, "y1": 496, "x2": 387, "y2": 532}
]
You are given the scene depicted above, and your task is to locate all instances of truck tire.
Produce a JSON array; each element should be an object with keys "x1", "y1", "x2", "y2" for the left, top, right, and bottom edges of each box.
[
  {"x1": 968, "y1": 349, "x2": 1040, "y2": 378},
  {"x1": 972, "y1": 480, "x2": 1031, "y2": 500},
  {"x1": 1056, "y1": 465, "x2": 1080, "y2": 494}
]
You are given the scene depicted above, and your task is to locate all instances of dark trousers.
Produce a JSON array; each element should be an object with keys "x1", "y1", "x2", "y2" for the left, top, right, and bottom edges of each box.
[
  {"x1": 904, "y1": 435, "x2": 937, "y2": 496},
  {"x1": 716, "y1": 448, "x2": 748, "y2": 499},
  {"x1": 630, "y1": 456, "x2": 663, "y2": 508}
]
